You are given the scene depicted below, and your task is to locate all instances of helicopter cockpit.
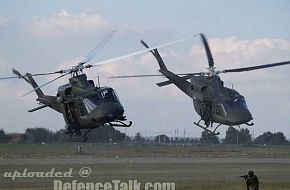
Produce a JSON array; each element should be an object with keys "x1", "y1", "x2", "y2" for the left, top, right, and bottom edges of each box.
[
  {"x1": 85, "y1": 88, "x2": 120, "y2": 106},
  {"x1": 235, "y1": 96, "x2": 249, "y2": 110},
  {"x1": 231, "y1": 90, "x2": 248, "y2": 110},
  {"x1": 99, "y1": 88, "x2": 120, "y2": 103},
  {"x1": 224, "y1": 88, "x2": 248, "y2": 108}
]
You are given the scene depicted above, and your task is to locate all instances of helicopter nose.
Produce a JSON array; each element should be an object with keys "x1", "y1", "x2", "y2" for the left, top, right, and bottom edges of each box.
[
  {"x1": 236, "y1": 109, "x2": 253, "y2": 124},
  {"x1": 89, "y1": 103, "x2": 124, "y2": 122},
  {"x1": 105, "y1": 103, "x2": 124, "y2": 119}
]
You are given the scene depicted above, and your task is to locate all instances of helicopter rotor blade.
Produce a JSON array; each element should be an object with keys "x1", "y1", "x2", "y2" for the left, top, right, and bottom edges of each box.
[
  {"x1": 0, "y1": 69, "x2": 67, "y2": 81},
  {"x1": 221, "y1": 60, "x2": 290, "y2": 73},
  {"x1": 109, "y1": 74, "x2": 164, "y2": 78},
  {"x1": 89, "y1": 33, "x2": 199, "y2": 67},
  {"x1": 12, "y1": 68, "x2": 31, "y2": 84},
  {"x1": 109, "y1": 72, "x2": 203, "y2": 79},
  {"x1": 28, "y1": 70, "x2": 67, "y2": 76},
  {"x1": 21, "y1": 71, "x2": 70, "y2": 97},
  {"x1": 199, "y1": 33, "x2": 214, "y2": 68},
  {"x1": 0, "y1": 68, "x2": 30, "y2": 81},
  {"x1": 0, "y1": 76, "x2": 20, "y2": 80},
  {"x1": 78, "y1": 30, "x2": 116, "y2": 66}
]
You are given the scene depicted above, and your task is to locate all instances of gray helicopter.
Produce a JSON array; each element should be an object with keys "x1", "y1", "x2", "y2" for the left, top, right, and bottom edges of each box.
[{"x1": 112, "y1": 33, "x2": 290, "y2": 135}]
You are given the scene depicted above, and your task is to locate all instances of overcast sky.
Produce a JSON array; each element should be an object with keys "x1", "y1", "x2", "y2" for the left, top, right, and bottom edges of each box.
[{"x1": 0, "y1": 0, "x2": 289, "y2": 138}]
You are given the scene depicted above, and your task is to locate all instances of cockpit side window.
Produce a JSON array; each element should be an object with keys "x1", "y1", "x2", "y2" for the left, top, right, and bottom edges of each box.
[
  {"x1": 88, "y1": 94, "x2": 102, "y2": 105},
  {"x1": 216, "y1": 104, "x2": 226, "y2": 117},
  {"x1": 78, "y1": 101, "x2": 88, "y2": 116}
]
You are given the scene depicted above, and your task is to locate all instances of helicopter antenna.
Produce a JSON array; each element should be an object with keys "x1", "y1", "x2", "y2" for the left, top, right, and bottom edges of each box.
[{"x1": 97, "y1": 76, "x2": 100, "y2": 88}]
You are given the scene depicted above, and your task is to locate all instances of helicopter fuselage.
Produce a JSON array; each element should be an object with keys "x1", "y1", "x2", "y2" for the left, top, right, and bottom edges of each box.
[
  {"x1": 56, "y1": 74, "x2": 126, "y2": 130},
  {"x1": 13, "y1": 71, "x2": 131, "y2": 141},
  {"x1": 190, "y1": 75, "x2": 253, "y2": 126}
]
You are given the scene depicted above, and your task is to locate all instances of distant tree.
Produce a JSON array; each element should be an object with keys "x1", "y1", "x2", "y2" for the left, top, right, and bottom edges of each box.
[
  {"x1": 199, "y1": 130, "x2": 219, "y2": 144},
  {"x1": 85, "y1": 126, "x2": 127, "y2": 143},
  {"x1": 237, "y1": 128, "x2": 252, "y2": 144},
  {"x1": 134, "y1": 132, "x2": 145, "y2": 143},
  {"x1": 55, "y1": 129, "x2": 67, "y2": 143},
  {"x1": 22, "y1": 128, "x2": 56, "y2": 143},
  {"x1": 188, "y1": 138, "x2": 200, "y2": 144},
  {"x1": 270, "y1": 132, "x2": 287, "y2": 145},
  {"x1": 224, "y1": 127, "x2": 252, "y2": 144},
  {"x1": 224, "y1": 126, "x2": 238, "y2": 144},
  {"x1": 154, "y1": 134, "x2": 170, "y2": 144},
  {"x1": 254, "y1": 131, "x2": 287, "y2": 145},
  {"x1": 0, "y1": 129, "x2": 11, "y2": 143},
  {"x1": 254, "y1": 131, "x2": 272, "y2": 144}
]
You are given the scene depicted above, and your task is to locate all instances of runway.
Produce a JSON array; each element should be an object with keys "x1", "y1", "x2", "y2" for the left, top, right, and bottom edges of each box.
[{"x1": 1, "y1": 157, "x2": 290, "y2": 165}]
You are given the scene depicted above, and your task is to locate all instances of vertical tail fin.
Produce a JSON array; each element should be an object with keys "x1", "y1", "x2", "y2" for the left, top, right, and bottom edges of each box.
[
  {"x1": 12, "y1": 68, "x2": 44, "y2": 97},
  {"x1": 141, "y1": 40, "x2": 168, "y2": 71},
  {"x1": 140, "y1": 41, "x2": 194, "y2": 98}
]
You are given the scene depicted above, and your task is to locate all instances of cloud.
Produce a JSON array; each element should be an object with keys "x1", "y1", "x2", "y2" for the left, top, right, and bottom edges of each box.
[
  {"x1": 0, "y1": 14, "x2": 8, "y2": 26},
  {"x1": 187, "y1": 36, "x2": 290, "y2": 77},
  {"x1": 28, "y1": 10, "x2": 111, "y2": 38},
  {"x1": 27, "y1": 9, "x2": 172, "y2": 42}
]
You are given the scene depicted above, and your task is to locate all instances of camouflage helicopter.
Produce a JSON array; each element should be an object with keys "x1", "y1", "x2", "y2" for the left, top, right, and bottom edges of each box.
[
  {"x1": 111, "y1": 33, "x2": 290, "y2": 135},
  {"x1": 0, "y1": 32, "x2": 195, "y2": 141}
]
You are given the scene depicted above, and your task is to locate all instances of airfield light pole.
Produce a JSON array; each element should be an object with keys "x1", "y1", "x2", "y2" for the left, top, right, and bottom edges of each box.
[{"x1": 236, "y1": 129, "x2": 239, "y2": 145}]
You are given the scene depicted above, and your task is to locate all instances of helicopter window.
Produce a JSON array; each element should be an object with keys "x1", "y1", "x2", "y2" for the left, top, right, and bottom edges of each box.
[
  {"x1": 237, "y1": 97, "x2": 249, "y2": 110},
  {"x1": 100, "y1": 89, "x2": 119, "y2": 102},
  {"x1": 87, "y1": 94, "x2": 102, "y2": 105},
  {"x1": 216, "y1": 104, "x2": 226, "y2": 117}
]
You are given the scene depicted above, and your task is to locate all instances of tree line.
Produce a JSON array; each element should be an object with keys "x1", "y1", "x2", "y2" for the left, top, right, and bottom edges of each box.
[
  {"x1": 0, "y1": 126, "x2": 128, "y2": 144},
  {"x1": 0, "y1": 126, "x2": 288, "y2": 145},
  {"x1": 198, "y1": 127, "x2": 288, "y2": 145}
]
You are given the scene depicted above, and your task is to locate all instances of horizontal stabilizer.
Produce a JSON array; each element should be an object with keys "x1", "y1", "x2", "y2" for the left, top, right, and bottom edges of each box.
[
  {"x1": 28, "y1": 105, "x2": 48, "y2": 113},
  {"x1": 156, "y1": 75, "x2": 194, "y2": 87}
]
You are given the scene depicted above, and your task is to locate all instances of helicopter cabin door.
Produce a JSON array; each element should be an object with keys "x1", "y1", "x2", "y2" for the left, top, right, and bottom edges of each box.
[
  {"x1": 213, "y1": 103, "x2": 226, "y2": 119},
  {"x1": 200, "y1": 101, "x2": 212, "y2": 123}
]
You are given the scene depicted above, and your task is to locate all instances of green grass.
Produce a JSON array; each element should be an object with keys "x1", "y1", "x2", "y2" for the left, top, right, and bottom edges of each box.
[
  {"x1": 1, "y1": 144, "x2": 290, "y2": 190},
  {"x1": 1, "y1": 163, "x2": 290, "y2": 190},
  {"x1": 1, "y1": 143, "x2": 290, "y2": 159}
]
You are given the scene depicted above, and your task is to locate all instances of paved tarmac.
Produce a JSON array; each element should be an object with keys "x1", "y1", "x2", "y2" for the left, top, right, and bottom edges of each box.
[{"x1": 1, "y1": 157, "x2": 290, "y2": 165}]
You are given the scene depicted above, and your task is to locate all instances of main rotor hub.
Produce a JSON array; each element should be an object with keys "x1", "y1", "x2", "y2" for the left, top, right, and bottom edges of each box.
[
  {"x1": 70, "y1": 65, "x2": 85, "y2": 76},
  {"x1": 207, "y1": 67, "x2": 219, "y2": 76}
]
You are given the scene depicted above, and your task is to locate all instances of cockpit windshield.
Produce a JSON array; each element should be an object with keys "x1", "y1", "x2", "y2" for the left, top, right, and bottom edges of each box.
[
  {"x1": 100, "y1": 88, "x2": 120, "y2": 103},
  {"x1": 84, "y1": 88, "x2": 120, "y2": 106},
  {"x1": 87, "y1": 94, "x2": 102, "y2": 105},
  {"x1": 236, "y1": 97, "x2": 249, "y2": 110},
  {"x1": 226, "y1": 88, "x2": 247, "y2": 108}
]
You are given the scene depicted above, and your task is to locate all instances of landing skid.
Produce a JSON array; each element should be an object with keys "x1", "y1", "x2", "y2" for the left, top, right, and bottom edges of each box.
[
  {"x1": 109, "y1": 120, "x2": 132, "y2": 127},
  {"x1": 245, "y1": 122, "x2": 254, "y2": 126},
  {"x1": 194, "y1": 119, "x2": 221, "y2": 135}
]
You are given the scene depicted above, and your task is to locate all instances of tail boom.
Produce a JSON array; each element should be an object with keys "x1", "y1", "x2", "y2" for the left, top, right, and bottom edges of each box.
[
  {"x1": 141, "y1": 40, "x2": 194, "y2": 98},
  {"x1": 12, "y1": 68, "x2": 61, "y2": 113}
]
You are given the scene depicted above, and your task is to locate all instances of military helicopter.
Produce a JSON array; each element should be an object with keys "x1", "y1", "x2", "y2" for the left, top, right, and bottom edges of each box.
[
  {"x1": 111, "y1": 33, "x2": 290, "y2": 135},
  {"x1": 0, "y1": 32, "x2": 196, "y2": 141}
]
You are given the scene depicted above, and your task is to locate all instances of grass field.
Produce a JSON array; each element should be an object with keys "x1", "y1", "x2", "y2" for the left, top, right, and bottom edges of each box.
[
  {"x1": 1, "y1": 143, "x2": 290, "y2": 159},
  {"x1": 1, "y1": 144, "x2": 290, "y2": 190}
]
